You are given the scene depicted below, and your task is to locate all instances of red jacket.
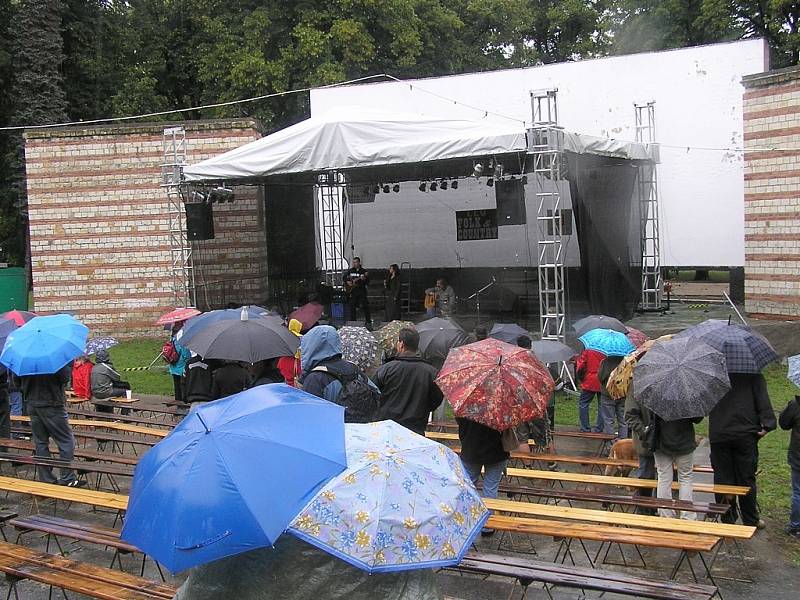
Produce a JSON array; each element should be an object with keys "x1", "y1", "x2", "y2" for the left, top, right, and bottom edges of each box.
[
  {"x1": 71, "y1": 361, "x2": 93, "y2": 399},
  {"x1": 575, "y1": 349, "x2": 605, "y2": 393},
  {"x1": 277, "y1": 356, "x2": 301, "y2": 387}
]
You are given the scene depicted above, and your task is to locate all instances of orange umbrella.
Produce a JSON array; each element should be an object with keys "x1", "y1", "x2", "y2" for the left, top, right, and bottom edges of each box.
[{"x1": 155, "y1": 307, "x2": 201, "y2": 326}]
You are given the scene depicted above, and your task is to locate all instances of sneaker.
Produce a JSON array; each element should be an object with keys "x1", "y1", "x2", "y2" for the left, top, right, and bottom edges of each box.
[
  {"x1": 749, "y1": 519, "x2": 766, "y2": 530},
  {"x1": 64, "y1": 480, "x2": 87, "y2": 488},
  {"x1": 785, "y1": 527, "x2": 800, "y2": 538},
  {"x1": 480, "y1": 529, "x2": 496, "y2": 538},
  {"x1": 547, "y1": 462, "x2": 559, "y2": 471}
]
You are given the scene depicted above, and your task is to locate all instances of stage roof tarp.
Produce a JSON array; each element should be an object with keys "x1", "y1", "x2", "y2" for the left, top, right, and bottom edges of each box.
[{"x1": 183, "y1": 108, "x2": 657, "y2": 182}]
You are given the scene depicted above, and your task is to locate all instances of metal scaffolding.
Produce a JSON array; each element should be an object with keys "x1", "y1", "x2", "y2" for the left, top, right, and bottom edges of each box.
[
  {"x1": 635, "y1": 102, "x2": 663, "y2": 311},
  {"x1": 161, "y1": 126, "x2": 195, "y2": 308},
  {"x1": 529, "y1": 90, "x2": 567, "y2": 342},
  {"x1": 317, "y1": 172, "x2": 348, "y2": 287}
]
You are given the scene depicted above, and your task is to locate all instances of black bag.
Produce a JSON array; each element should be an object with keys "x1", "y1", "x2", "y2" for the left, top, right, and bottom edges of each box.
[{"x1": 312, "y1": 366, "x2": 380, "y2": 423}]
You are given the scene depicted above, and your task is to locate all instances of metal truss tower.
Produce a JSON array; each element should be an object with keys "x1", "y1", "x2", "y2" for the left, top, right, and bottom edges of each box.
[
  {"x1": 162, "y1": 126, "x2": 195, "y2": 308},
  {"x1": 634, "y1": 102, "x2": 663, "y2": 311},
  {"x1": 529, "y1": 90, "x2": 567, "y2": 342},
  {"x1": 317, "y1": 172, "x2": 348, "y2": 287}
]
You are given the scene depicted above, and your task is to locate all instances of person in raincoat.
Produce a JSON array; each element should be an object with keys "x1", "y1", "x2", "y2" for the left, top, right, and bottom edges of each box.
[
  {"x1": 168, "y1": 322, "x2": 191, "y2": 404},
  {"x1": 624, "y1": 383, "x2": 656, "y2": 510},
  {"x1": 575, "y1": 347, "x2": 605, "y2": 433},
  {"x1": 277, "y1": 319, "x2": 303, "y2": 387},
  {"x1": 779, "y1": 394, "x2": 800, "y2": 537},
  {"x1": 70, "y1": 355, "x2": 93, "y2": 400}
]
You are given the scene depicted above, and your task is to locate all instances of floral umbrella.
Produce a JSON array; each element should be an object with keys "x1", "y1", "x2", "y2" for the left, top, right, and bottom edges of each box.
[
  {"x1": 289, "y1": 420, "x2": 488, "y2": 573},
  {"x1": 85, "y1": 336, "x2": 119, "y2": 355},
  {"x1": 625, "y1": 327, "x2": 649, "y2": 348},
  {"x1": 156, "y1": 307, "x2": 201, "y2": 326},
  {"x1": 374, "y1": 320, "x2": 415, "y2": 353},
  {"x1": 435, "y1": 338, "x2": 555, "y2": 431},
  {"x1": 338, "y1": 326, "x2": 379, "y2": 371}
]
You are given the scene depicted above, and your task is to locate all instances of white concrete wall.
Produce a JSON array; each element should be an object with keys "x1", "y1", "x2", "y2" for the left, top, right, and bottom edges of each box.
[{"x1": 312, "y1": 39, "x2": 768, "y2": 267}]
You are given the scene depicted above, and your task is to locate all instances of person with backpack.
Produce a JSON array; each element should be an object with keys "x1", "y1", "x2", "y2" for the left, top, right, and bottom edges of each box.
[
  {"x1": 299, "y1": 325, "x2": 379, "y2": 423},
  {"x1": 165, "y1": 322, "x2": 191, "y2": 404}
]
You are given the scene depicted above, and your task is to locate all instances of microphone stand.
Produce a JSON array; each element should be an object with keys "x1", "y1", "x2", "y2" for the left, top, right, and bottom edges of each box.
[{"x1": 468, "y1": 278, "x2": 496, "y2": 325}]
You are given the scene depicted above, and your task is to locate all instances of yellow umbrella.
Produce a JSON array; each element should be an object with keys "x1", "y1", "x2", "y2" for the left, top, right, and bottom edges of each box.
[{"x1": 606, "y1": 334, "x2": 673, "y2": 400}]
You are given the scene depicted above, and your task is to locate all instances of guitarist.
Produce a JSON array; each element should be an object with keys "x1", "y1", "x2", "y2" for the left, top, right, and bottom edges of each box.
[
  {"x1": 425, "y1": 278, "x2": 456, "y2": 317},
  {"x1": 343, "y1": 257, "x2": 371, "y2": 327}
]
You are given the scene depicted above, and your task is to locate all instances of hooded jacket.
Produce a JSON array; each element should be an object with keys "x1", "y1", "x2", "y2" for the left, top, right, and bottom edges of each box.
[
  {"x1": 709, "y1": 373, "x2": 776, "y2": 443},
  {"x1": 575, "y1": 349, "x2": 605, "y2": 393},
  {"x1": 299, "y1": 326, "x2": 360, "y2": 401},
  {"x1": 779, "y1": 396, "x2": 800, "y2": 471},
  {"x1": 91, "y1": 354, "x2": 128, "y2": 399},
  {"x1": 374, "y1": 354, "x2": 442, "y2": 435},
  {"x1": 185, "y1": 355, "x2": 214, "y2": 403}
]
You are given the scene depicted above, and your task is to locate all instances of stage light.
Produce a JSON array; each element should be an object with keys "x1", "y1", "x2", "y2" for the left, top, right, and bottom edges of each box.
[
  {"x1": 207, "y1": 186, "x2": 234, "y2": 203},
  {"x1": 382, "y1": 184, "x2": 391, "y2": 194},
  {"x1": 393, "y1": 184, "x2": 400, "y2": 193},
  {"x1": 373, "y1": 185, "x2": 380, "y2": 194},
  {"x1": 430, "y1": 182, "x2": 438, "y2": 191},
  {"x1": 419, "y1": 182, "x2": 426, "y2": 192},
  {"x1": 472, "y1": 162, "x2": 483, "y2": 177},
  {"x1": 521, "y1": 175, "x2": 528, "y2": 185},
  {"x1": 486, "y1": 178, "x2": 494, "y2": 187},
  {"x1": 441, "y1": 180, "x2": 448, "y2": 190},
  {"x1": 451, "y1": 180, "x2": 459, "y2": 190}
]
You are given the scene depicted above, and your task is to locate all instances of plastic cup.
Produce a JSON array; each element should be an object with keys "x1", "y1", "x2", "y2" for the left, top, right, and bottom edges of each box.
[{"x1": 125, "y1": 390, "x2": 132, "y2": 400}]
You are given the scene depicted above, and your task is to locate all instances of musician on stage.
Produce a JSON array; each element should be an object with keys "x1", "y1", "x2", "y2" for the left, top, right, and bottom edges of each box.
[
  {"x1": 344, "y1": 256, "x2": 371, "y2": 326},
  {"x1": 425, "y1": 278, "x2": 456, "y2": 317}
]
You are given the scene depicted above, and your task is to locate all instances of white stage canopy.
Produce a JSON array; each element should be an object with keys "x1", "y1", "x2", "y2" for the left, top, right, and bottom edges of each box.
[{"x1": 183, "y1": 108, "x2": 656, "y2": 182}]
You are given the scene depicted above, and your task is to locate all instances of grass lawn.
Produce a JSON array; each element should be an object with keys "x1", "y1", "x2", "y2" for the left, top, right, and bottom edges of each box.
[{"x1": 108, "y1": 338, "x2": 174, "y2": 396}]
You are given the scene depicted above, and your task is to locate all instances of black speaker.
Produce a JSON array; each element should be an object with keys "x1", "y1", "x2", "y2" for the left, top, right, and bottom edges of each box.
[
  {"x1": 185, "y1": 203, "x2": 215, "y2": 240},
  {"x1": 495, "y1": 179, "x2": 526, "y2": 225}
]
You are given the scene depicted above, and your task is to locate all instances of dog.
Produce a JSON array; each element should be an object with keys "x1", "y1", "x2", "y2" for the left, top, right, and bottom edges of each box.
[{"x1": 604, "y1": 438, "x2": 638, "y2": 477}]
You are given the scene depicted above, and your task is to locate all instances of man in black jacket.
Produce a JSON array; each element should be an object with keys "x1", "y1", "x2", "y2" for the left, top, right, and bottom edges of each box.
[
  {"x1": 374, "y1": 328, "x2": 442, "y2": 435},
  {"x1": 709, "y1": 373, "x2": 776, "y2": 528},
  {"x1": 185, "y1": 354, "x2": 214, "y2": 408},
  {"x1": 779, "y1": 395, "x2": 800, "y2": 537},
  {"x1": 344, "y1": 257, "x2": 371, "y2": 327},
  {"x1": 19, "y1": 365, "x2": 82, "y2": 487}
]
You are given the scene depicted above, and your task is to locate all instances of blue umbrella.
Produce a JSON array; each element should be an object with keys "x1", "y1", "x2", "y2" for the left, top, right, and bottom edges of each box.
[
  {"x1": 85, "y1": 336, "x2": 118, "y2": 355},
  {"x1": 578, "y1": 328, "x2": 636, "y2": 357},
  {"x1": 0, "y1": 314, "x2": 89, "y2": 375},
  {"x1": 789, "y1": 355, "x2": 800, "y2": 388},
  {"x1": 674, "y1": 319, "x2": 778, "y2": 374},
  {"x1": 121, "y1": 384, "x2": 347, "y2": 573},
  {"x1": 177, "y1": 306, "x2": 281, "y2": 345}
]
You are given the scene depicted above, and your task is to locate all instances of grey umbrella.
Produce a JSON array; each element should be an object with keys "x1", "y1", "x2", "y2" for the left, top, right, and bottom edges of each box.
[
  {"x1": 572, "y1": 315, "x2": 628, "y2": 337},
  {"x1": 183, "y1": 310, "x2": 299, "y2": 363},
  {"x1": 416, "y1": 317, "x2": 468, "y2": 362},
  {"x1": 634, "y1": 337, "x2": 730, "y2": 421},
  {"x1": 530, "y1": 340, "x2": 576, "y2": 364},
  {"x1": 788, "y1": 355, "x2": 800, "y2": 388},
  {"x1": 489, "y1": 323, "x2": 531, "y2": 345},
  {"x1": 338, "y1": 326, "x2": 379, "y2": 371}
]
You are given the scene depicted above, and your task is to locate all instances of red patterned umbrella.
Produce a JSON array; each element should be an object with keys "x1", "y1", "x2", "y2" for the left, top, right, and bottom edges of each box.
[
  {"x1": 435, "y1": 338, "x2": 555, "y2": 431},
  {"x1": 1, "y1": 310, "x2": 36, "y2": 327},
  {"x1": 155, "y1": 307, "x2": 201, "y2": 326},
  {"x1": 626, "y1": 327, "x2": 649, "y2": 348}
]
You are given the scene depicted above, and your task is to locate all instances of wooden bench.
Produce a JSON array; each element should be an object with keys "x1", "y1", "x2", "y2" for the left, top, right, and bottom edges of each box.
[
  {"x1": 452, "y1": 551, "x2": 718, "y2": 600},
  {"x1": 94, "y1": 400, "x2": 188, "y2": 419},
  {"x1": 0, "y1": 452, "x2": 134, "y2": 492},
  {"x1": 11, "y1": 427, "x2": 158, "y2": 455},
  {"x1": 11, "y1": 416, "x2": 168, "y2": 439},
  {"x1": 10, "y1": 514, "x2": 162, "y2": 579},
  {"x1": 0, "y1": 541, "x2": 174, "y2": 599},
  {"x1": 495, "y1": 481, "x2": 730, "y2": 519},
  {"x1": 0, "y1": 438, "x2": 139, "y2": 467},
  {"x1": 0, "y1": 476, "x2": 128, "y2": 513},
  {"x1": 67, "y1": 408, "x2": 176, "y2": 430},
  {"x1": 504, "y1": 466, "x2": 750, "y2": 496},
  {"x1": 429, "y1": 420, "x2": 617, "y2": 442}
]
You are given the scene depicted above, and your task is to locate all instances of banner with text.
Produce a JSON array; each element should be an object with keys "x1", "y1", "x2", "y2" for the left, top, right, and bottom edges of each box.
[{"x1": 456, "y1": 209, "x2": 499, "y2": 241}]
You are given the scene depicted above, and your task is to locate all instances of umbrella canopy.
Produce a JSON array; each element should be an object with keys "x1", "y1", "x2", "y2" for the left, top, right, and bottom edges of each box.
[
  {"x1": 0, "y1": 314, "x2": 89, "y2": 376},
  {"x1": 634, "y1": 338, "x2": 730, "y2": 421},
  {"x1": 605, "y1": 335, "x2": 673, "y2": 400},
  {"x1": 436, "y1": 338, "x2": 555, "y2": 431},
  {"x1": 416, "y1": 317, "x2": 468, "y2": 362},
  {"x1": 488, "y1": 323, "x2": 531, "y2": 345},
  {"x1": 0, "y1": 320, "x2": 17, "y2": 351},
  {"x1": 156, "y1": 307, "x2": 201, "y2": 326},
  {"x1": 789, "y1": 355, "x2": 800, "y2": 388},
  {"x1": 572, "y1": 315, "x2": 628, "y2": 337},
  {"x1": 121, "y1": 384, "x2": 348, "y2": 573},
  {"x1": 338, "y1": 326, "x2": 379, "y2": 371},
  {"x1": 578, "y1": 328, "x2": 636, "y2": 357},
  {"x1": 183, "y1": 308, "x2": 299, "y2": 363},
  {"x1": 177, "y1": 306, "x2": 281, "y2": 345},
  {"x1": 85, "y1": 336, "x2": 119, "y2": 355},
  {"x1": 289, "y1": 420, "x2": 488, "y2": 573},
  {"x1": 530, "y1": 339, "x2": 576, "y2": 364},
  {"x1": 0, "y1": 310, "x2": 36, "y2": 327},
  {"x1": 289, "y1": 302, "x2": 325, "y2": 332},
  {"x1": 674, "y1": 319, "x2": 779, "y2": 374},
  {"x1": 626, "y1": 327, "x2": 649, "y2": 348},
  {"x1": 374, "y1": 320, "x2": 415, "y2": 353}
]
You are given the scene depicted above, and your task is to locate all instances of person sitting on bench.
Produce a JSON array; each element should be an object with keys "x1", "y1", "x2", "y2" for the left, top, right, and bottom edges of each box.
[{"x1": 91, "y1": 350, "x2": 130, "y2": 414}]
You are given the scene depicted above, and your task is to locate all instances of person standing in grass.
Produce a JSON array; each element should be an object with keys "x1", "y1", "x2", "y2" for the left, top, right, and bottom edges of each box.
[{"x1": 779, "y1": 394, "x2": 800, "y2": 538}]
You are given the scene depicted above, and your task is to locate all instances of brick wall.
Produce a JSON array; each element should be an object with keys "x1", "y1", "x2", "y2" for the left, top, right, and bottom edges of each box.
[
  {"x1": 743, "y1": 68, "x2": 800, "y2": 319},
  {"x1": 24, "y1": 119, "x2": 267, "y2": 336}
]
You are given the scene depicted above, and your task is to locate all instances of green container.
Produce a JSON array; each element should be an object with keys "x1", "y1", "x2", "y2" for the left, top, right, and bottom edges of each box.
[{"x1": 0, "y1": 268, "x2": 28, "y2": 312}]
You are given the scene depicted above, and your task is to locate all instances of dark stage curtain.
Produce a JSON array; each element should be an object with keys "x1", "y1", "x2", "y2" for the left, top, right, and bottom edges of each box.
[{"x1": 566, "y1": 153, "x2": 641, "y2": 321}]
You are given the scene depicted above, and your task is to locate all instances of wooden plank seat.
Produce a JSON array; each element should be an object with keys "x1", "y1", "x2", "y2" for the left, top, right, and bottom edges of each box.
[
  {"x1": 503, "y1": 466, "x2": 750, "y2": 496},
  {"x1": 93, "y1": 400, "x2": 188, "y2": 419},
  {"x1": 494, "y1": 481, "x2": 730, "y2": 518},
  {"x1": 0, "y1": 452, "x2": 134, "y2": 492},
  {"x1": 10, "y1": 514, "x2": 162, "y2": 579},
  {"x1": 67, "y1": 408, "x2": 176, "y2": 430},
  {"x1": 428, "y1": 420, "x2": 617, "y2": 442},
  {"x1": 0, "y1": 438, "x2": 139, "y2": 467},
  {"x1": 0, "y1": 476, "x2": 128, "y2": 513},
  {"x1": 11, "y1": 416, "x2": 168, "y2": 439},
  {"x1": 0, "y1": 541, "x2": 174, "y2": 600},
  {"x1": 11, "y1": 428, "x2": 158, "y2": 455},
  {"x1": 451, "y1": 551, "x2": 718, "y2": 600}
]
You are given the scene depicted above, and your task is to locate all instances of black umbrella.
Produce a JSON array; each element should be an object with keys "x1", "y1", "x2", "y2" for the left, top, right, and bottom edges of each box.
[
  {"x1": 183, "y1": 310, "x2": 299, "y2": 363},
  {"x1": 488, "y1": 323, "x2": 531, "y2": 344},
  {"x1": 634, "y1": 337, "x2": 730, "y2": 421},
  {"x1": 416, "y1": 317, "x2": 468, "y2": 362},
  {"x1": 531, "y1": 340, "x2": 576, "y2": 364},
  {"x1": 673, "y1": 319, "x2": 778, "y2": 374},
  {"x1": 572, "y1": 315, "x2": 628, "y2": 338}
]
